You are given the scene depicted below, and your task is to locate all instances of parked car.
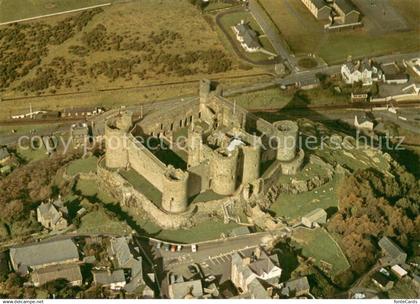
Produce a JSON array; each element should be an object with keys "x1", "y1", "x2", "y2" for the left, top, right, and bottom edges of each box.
[
  {"x1": 177, "y1": 245, "x2": 182, "y2": 252},
  {"x1": 156, "y1": 242, "x2": 162, "y2": 249},
  {"x1": 171, "y1": 245, "x2": 177, "y2": 252},
  {"x1": 205, "y1": 275, "x2": 216, "y2": 283},
  {"x1": 163, "y1": 244, "x2": 170, "y2": 251},
  {"x1": 188, "y1": 265, "x2": 198, "y2": 274},
  {"x1": 191, "y1": 244, "x2": 197, "y2": 253}
]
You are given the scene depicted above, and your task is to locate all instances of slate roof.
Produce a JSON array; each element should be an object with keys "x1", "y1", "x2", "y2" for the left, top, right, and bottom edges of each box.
[
  {"x1": 93, "y1": 270, "x2": 126, "y2": 285},
  {"x1": 334, "y1": 0, "x2": 358, "y2": 14},
  {"x1": 109, "y1": 237, "x2": 132, "y2": 268},
  {"x1": 0, "y1": 147, "x2": 10, "y2": 161},
  {"x1": 38, "y1": 203, "x2": 62, "y2": 226},
  {"x1": 31, "y1": 264, "x2": 82, "y2": 287},
  {"x1": 372, "y1": 271, "x2": 392, "y2": 287},
  {"x1": 312, "y1": 0, "x2": 328, "y2": 9},
  {"x1": 234, "y1": 23, "x2": 261, "y2": 49},
  {"x1": 170, "y1": 279, "x2": 203, "y2": 299},
  {"x1": 378, "y1": 237, "x2": 406, "y2": 260},
  {"x1": 10, "y1": 239, "x2": 79, "y2": 272},
  {"x1": 284, "y1": 276, "x2": 310, "y2": 294},
  {"x1": 302, "y1": 208, "x2": 327, "y2": 222},
  {"x1": 248, "y1": 256, "x2": 278, "y2": 276}
]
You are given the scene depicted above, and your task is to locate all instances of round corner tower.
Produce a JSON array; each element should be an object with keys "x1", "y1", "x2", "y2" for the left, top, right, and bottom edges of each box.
[
  {"x1": 210, "y1": 148, "x2": 238, "y2": 195},
  {"x1": 161, "y1": 166, "x2": 189, "y2": 213},
  {"x1": 273, "y1": 120, "x2": 299, "y2": 162},
  {"x1": 241, "y1": 137, "x2": 261, "y2": 184},
  {"x1": 105, "y1": 111, "x2": 133, "y2": 169}
]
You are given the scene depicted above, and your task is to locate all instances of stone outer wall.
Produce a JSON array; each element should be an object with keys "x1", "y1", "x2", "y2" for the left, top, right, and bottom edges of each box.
[
  {"x1": 97, "y1": 160, "x2": 193, "y2": 230},
  {"x1": 126, "y1": 134, "x2": 166, "y2": 191}
]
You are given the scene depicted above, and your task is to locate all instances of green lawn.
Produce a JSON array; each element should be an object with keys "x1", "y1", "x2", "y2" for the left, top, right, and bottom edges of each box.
[
  {"x1": 231, "y1": 87, "x2": 293, "y2": 110},
  {"x1": 136, "y1": 217, "x2": 242, "y2": 243},
  {"x1": 119, "y1": 169, "x2": 162, "y2": 205},
  {"x1": 270, "y1": 174, "x2": 342, "y2": 221},
  {"x1": 0, "y1": 0, "x2": 110, "y2": 24},
  {"x1": 293, "y1": 228, "x2": 350, "y2": 276},
  {"x1": 67, "y1": 156, "x2": 98, "y2": 176},
  {"x1": 78, "y1": 208, "x2": 132, "y2": 235},
  {"x1": 230, "y1": 86, "x2": 348, "y2": 110},
  {"x1": 16, "y1": 145, "x2": 48, "y2": 162},
  {"x1": 75, "y1": 179, "x2": 115, "y2": 203}
]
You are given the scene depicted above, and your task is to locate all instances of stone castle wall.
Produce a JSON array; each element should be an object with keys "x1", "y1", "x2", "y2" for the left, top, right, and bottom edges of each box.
[
  {"x1": 126, "y1": 134, "x2": 167, "y2": 191},
  {"x1": 97, "y1": 159, "x2": 193, "y2": 230}
]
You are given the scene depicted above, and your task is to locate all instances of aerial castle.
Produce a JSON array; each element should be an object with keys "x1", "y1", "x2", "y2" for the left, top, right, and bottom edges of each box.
[{"x1": 98, "y1": 80, "x2": 304, "y2": 228}]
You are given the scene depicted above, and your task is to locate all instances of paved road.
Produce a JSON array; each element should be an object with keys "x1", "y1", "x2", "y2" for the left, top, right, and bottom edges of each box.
[
  {"x1": 154, "y1": 230, "x2": 285, "y2": 266},
  {"x1": 224, "y1": 51, "x2": 420, "y2": 96}
]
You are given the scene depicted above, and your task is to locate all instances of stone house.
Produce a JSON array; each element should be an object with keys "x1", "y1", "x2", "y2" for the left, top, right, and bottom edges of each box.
[
  {"x1": 354, "y1": 114, "x2": 374, "y2": 131},
  {"x1": 378, "y1": 236, "x2": 407, "y2": 265},
  {"x1": 341, "y1": 59, "x2": 382, "y2": 86},
  {"x1": 233, "y1": 20, "x2": 262, "y2": 53},
  {"x1": 9, "y1": 239, "x2": 80, "y2": 275},
  {"x1": 37, "y1": 202, "x2": 68, "y2": 231},
  {"x1": 301, "y1": 208, "x2": 327, "y2": 228},
  {"x1": 31, "y1": 264, "x2": 82, "y2": 287},
  {"x1": 108, "y1": 237, "x2": 144, "y2": 293},
  {"x1": 0, "y1": 147, "x2": 10, "y2": 165},
  {"x1": 93, "y1": 270, "x2": 126, "y2": 291},
  {"x1": 300, "y1": 0, "x2": 331, "y2": 20},
  {"x1": 331, "y1": 0, "x2": 360, "y2": 24},
  {"x1": 371, "y1": 271, "x2": 394, "y2": 291},
  {"x1": 281, "y1": 276, "x2": 310, "y2": 298},
  {"x1": 168, "y1": 274, "x2": 203, "y2": 299},
  {"x1": 71, "y1": 123, "x2": 89, "y2": 147},
  {"x1": 231, "y1": 247, "x2": 281, "y2": 298}
]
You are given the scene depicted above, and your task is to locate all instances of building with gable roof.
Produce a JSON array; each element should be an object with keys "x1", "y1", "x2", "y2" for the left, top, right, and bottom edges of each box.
[
  {"x1": 378, "y1": 236, "x2": 407, "y2": 265},
  {"x1": 232, "y1": 20, "x2": 262, "y2": 53},
  {"x1": 37, "y1": 202, "x2": 68, "y2": 231},
  {"x1": 9, "y1": 239, "x2": 79, "y2": 275}
]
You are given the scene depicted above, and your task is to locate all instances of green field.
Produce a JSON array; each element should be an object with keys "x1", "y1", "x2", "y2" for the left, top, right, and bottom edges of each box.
[
  {"x1": 78, "y1": 208, "x2": 132, "y2": 235},
  {"x1": 135, "y1": 217, "x2": 242, "y2": 243},
  {"x1": 76, "y1": 175, "x2": 243, "y2": 243},
  {"x1": 230, "y1": 86, "x2": 349, "y2": 110},
  {"x1": 270, "y1": 174, "x2": 342, "y2": 221},
  {"x1": 67, "y1": 156, "x2": 98, "y2": 176},
  {"x1": 119, "y1": 169, "x2": 162, "y2": 206},
  {"x1": 293, "y1": 228, "x2": 350, "y2": 276},
  {"x1": 259, "y1": 0, "x2": 420, "y2": 64},
  {"x1": 0, "y1": 0, "x2": 110, "y2": 24}
]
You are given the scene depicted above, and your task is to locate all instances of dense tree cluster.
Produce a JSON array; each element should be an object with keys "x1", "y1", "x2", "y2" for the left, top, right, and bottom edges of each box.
[
  {"x1": 19, "y1": 57, "x2": 87, "y2": 93},
  {"x1": 0, "y1": 153, "x2": 79, "y2": 238},
  {"x1": 327, "y1": 167, "x2": 420, "y2": 275},
  {"x1": 0, "y1": 8, "x2": 102, "y2": 90}
]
